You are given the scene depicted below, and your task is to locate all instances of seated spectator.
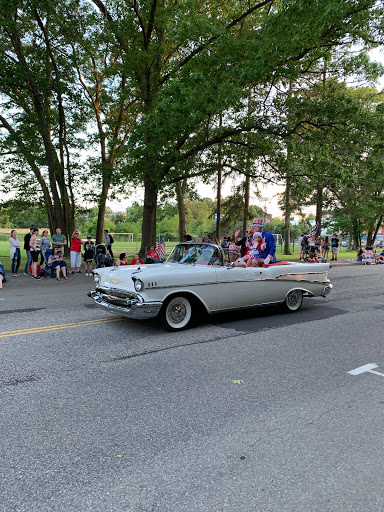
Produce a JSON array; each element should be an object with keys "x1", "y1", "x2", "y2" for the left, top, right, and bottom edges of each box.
[
  {"x1": 362, "y1": 246, "x2": 375, "y2": 265},
  {"x1": 356, "y1": 247, "x2": 364, "y2": 262},
  {"x1": 308, "y1": 248, "x2": 319, "y2": 263},
  {"x1": 376, "y1": 249, "x2": 384, "y2": 264},
  {"x1": 48, "y1": 249, "x2": 68, "y2": 280},
  {"x1": 116, "y1": 253, "x2": 129, "y2": 266},
  {"x1": 130, "y1": 253, "x2": 144, "y2": 265},
  {"x1": 146, "y1": 245, "x2": 159, "y2": 264}
]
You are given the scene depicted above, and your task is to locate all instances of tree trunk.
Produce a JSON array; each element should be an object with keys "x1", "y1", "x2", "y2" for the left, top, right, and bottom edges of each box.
[
  {"x1": 215, "y1": 114, "x2": 223, "y2": 241},
  {"x1": 243, "y1": 171, "x2": 250, "y2": 237},
  {"x1": 176, "y1": 180, "x2": 186, "y2": 242},
  {"x1": 140, "y1": 178, "x2": 158, "y2": 257},
  {"x1": 283, "y1": 177, "x2": 292, "y2": 255},
  {"x1": 243, "y1": 92, "x2": 252, "y2": 236},
  {"x1": 96, "y1": 177, "x2": 111, "y2": 244},
  {"x1": 216, "y1": 156, "x2": 222, "y2": 241},
  {"x1": 347, "y1": 211, "x2": 353, "y2": 252},
  {"x1": 315, "y1": 185, "x2": 323, "y2": 237}
]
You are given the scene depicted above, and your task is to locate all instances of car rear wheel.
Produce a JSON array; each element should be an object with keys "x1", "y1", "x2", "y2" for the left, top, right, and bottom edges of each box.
[
  {"x1": 282, "y1": 289, "x2": 303, "y2": 312},
  {"x1": 160, "y1": 296, "x2": 193, "y2": 331}
]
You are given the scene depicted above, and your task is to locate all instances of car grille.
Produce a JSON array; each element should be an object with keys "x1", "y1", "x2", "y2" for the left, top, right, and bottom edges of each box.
[{"x1": 97, "y1": 287, "x2": 141, "y2": 307}]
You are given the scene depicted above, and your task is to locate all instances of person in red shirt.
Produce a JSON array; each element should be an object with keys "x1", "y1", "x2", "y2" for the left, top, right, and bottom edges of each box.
[
  {"x1": 116, "y1": 253, "x2": 129, "y2": 266},
  {"x1": 146, "y1": 245, "x2": 159, "y2": 263},
  {"x1": 70, "y1": 229, "x2": 83, "y2": 274},
  {"x1": 130, "y1": 253, "x2": 144, "y2": 265}
]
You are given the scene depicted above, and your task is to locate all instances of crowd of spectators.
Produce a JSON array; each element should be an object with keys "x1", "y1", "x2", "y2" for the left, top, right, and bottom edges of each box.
[
  {"x1": 2, "y1": 225, "x2": 383, "y2": 289},
  {"x1": 2, "y1": 226, "x2": 169, "y2": 285},
  {"x1": 4, "y1": 226, "x2": 99, "y2": 282}
]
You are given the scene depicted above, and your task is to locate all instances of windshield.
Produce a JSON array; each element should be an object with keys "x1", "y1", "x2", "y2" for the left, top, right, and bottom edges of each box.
[{"x1": 168, "y1": 243, "x2": 223, "y2": 265}]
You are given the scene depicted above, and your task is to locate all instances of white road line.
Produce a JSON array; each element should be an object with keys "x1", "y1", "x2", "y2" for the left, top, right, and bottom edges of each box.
[
  {"x1": 348, "y1": 363, "x2": 384, "y2": 378},
  {"x1": 348, "y1": 364, "x2": 378, "y2": 375},
  {"x1": 367, "y1": 370, "x2": 384, "y2": 378}
]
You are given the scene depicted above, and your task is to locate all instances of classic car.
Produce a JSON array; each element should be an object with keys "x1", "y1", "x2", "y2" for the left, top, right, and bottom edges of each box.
[{"x1": 88, "y1": 242, "x2": 333, "y2": 331}]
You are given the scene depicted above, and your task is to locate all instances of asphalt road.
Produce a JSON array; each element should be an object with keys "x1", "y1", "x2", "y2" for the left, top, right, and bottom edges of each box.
[{"x1": 1, "y1": 266, "x2": 384, "y2": 512}]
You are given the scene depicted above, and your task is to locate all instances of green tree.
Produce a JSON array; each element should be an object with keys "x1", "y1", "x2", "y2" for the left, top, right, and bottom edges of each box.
[
  {"x1": 89, "y1": 0, "x2": 383, "y2": 255},
  {"x1": 0, "y1": 0, "x2": 83, "y2": 239}
]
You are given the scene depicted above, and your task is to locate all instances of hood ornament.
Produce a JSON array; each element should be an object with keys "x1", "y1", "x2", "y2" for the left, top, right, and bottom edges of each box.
[{"x1": 109, "y1": 274, "x2": 123, "y2": 284}]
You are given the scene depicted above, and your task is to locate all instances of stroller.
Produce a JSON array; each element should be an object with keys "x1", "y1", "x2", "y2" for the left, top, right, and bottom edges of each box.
[
  {"x1": 94, "y1": 244, "x2": 114, "y2": 268},
  {"x1": 303, "y1": 244, "x2": 326, "y2": 263}
]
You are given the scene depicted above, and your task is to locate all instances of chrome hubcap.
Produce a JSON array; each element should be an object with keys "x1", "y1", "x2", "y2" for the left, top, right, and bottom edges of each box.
[
  {"x1": 168, "y1": 302, "x2": 186, "y2": 323},
  {"x1": 287, "y1": 290, "x2": 299, "y2": 306}
]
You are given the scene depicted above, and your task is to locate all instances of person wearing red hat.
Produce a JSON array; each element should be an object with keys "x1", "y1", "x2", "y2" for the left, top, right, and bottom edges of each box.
[{"x1": 228, "y1": 244, "x2": 247, "y2": 267}]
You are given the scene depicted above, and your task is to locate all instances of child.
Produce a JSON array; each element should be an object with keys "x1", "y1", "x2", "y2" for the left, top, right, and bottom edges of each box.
[
  {"x1": 362, "y1": 246, "x2": 375, "y2": 265},
  {"x1": 83, "y1": 236, "x2": 95, "y2": 276},
  {"x1": 308, "y1": 248, "x2": 319, "y2": 263},
  {"x1": 248, "y1": 232, "x2": 266, "y2": 267}
]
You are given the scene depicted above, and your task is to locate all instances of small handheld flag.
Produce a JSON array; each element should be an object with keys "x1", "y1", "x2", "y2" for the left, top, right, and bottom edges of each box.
[{"x1": 156, "y1": 235, "x2": 165, "y2": 259}]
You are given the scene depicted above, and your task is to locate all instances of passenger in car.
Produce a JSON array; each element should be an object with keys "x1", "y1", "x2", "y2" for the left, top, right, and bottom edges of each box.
[
  {"x1": 247, "y1": 232, "x2": 266, "y2": 267},
  {"x1": 228, "y1": 245, "x2": 247, "y2": 267},
  {"x1": 234, "y1": 228, "x2": 253, "y2": 257},
  {"x1": 250, "y1": 218, "x2": 276, "y2": 264}
]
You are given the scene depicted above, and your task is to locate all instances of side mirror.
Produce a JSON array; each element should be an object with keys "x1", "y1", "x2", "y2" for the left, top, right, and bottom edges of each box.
[{"x1": 226, "y1": 262, "x2": 235, "y2": 269}]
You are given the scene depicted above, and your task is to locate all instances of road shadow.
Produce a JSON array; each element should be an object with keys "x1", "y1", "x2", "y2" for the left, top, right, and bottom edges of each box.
[{"x1": 198, "y1": 300, "x2": 346, "y2": 333}]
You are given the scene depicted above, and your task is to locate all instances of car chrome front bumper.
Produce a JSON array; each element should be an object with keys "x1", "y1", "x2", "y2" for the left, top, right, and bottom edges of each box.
[{"x1": 88, "y1": 288, "x2": 162, "y2": 319}]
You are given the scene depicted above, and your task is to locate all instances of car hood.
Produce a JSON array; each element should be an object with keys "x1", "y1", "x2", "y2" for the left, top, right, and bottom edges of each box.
[{"x1": 93, "y1": 263, "x2": 218, "y2": 289}]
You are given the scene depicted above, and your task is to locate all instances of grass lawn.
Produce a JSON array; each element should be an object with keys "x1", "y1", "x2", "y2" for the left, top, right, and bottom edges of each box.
[{"x1": 0, "y1": 239, "x2": 358, "y2": 274}]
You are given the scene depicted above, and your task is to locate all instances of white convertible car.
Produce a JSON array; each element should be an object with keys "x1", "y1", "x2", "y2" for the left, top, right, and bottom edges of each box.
[{"x1": 88, "y1": 242, "x2": 332, "y2": 331}]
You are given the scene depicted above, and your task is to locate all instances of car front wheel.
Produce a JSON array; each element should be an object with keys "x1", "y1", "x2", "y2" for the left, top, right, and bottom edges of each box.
[
  {"x1": 282, "y1": 289, "x2": 303, "y2": 312},
  {"x1": 160, "y1": 296, "x2": 193, "y2": 331}
]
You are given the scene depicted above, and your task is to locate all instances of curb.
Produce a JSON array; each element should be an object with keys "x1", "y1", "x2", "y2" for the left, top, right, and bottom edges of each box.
[{"x1": 329, "y1": 261, "x2": 364, "y2": 268}]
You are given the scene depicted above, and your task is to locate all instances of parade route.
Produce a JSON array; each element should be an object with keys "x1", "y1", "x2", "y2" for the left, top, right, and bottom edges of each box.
[{"x1": 1, "y1": 265, "x2": 384, "y2": 512}]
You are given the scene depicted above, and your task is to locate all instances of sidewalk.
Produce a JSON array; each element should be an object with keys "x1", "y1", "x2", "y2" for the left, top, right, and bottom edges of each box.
[
  {"x1": 329, "y1": 260, "x2": 362, "y2": 268},
  {"x1": 1, "y1": 270, "x2": 92, "y2": 292}
]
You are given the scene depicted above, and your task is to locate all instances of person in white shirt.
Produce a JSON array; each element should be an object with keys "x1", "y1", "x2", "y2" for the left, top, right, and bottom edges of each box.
[{"x1": 9, "y1": 230, "x2": 21, "y2": 277}]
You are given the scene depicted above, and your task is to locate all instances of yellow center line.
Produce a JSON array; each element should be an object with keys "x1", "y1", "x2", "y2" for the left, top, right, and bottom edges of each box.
[{"x1": 0, "y1": 317, "x2": 125, "y2": 338}]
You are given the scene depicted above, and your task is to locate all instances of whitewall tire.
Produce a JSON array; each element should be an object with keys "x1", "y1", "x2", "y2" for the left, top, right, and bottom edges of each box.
[
  {"x1": 160, "y1": 296, "x2": 193, "y2": 331},
  {"x1": 282, "y1": 289, "x2": 303, "y2": 312}
]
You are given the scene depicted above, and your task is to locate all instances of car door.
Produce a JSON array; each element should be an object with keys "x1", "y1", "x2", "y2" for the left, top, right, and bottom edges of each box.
[{"x1": 215, "y1": 265, "x2": 266, "y2": 311}]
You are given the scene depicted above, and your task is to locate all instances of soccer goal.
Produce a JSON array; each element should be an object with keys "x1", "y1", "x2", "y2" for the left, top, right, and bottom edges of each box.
[{"x1": 111, "y1": 233, "x2": 134, "y2": 243}]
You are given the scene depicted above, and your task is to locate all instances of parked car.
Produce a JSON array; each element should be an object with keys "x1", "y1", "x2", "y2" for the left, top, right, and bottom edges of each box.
[
  {"x1": 341, "y1": 238, "x2": 349, "y2": 247},
  {"x1": 88, "y1": 242, "x2": 333, "y2": 331}
]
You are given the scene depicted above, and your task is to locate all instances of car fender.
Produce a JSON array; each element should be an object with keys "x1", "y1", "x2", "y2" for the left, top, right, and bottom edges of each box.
[{"x1": 161, "y1": 288, "x2": 212, "y2": 313}]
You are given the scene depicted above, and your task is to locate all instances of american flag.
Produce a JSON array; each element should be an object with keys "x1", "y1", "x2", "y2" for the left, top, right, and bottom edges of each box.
[
  {"x1": 156, "y1": 235, "x2": 166, "y2": 259},
  {"x1": 307, "y1": 221, "x2": 320, "y2": 239}
]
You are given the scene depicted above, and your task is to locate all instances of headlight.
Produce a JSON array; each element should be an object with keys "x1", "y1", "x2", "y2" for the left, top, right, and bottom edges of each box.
[
  {"x1": 93, "y1": 274, "x2": 100, "y2": 284},
  {"x1": 133, "y1": 279, "x2": 144, "y2": 292}
]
